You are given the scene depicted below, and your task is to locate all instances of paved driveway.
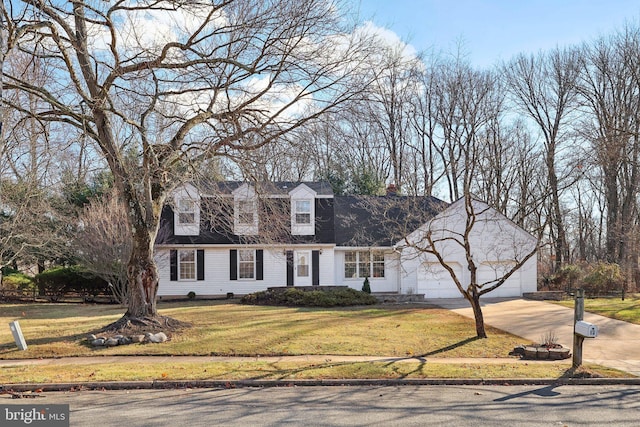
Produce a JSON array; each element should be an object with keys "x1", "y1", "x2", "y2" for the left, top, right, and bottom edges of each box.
[{"x1": 427, "y1": 297, "x2": 640, "y2": 376}]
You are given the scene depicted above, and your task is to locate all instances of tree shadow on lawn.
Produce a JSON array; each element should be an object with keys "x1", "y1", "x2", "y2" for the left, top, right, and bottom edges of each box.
[
  {"x1": 0, "y1": 330, "x2": 95, "y2": 357},
  {"x1": 222, "y1": 337, "x2": 483, "y2": 381},
  {"x1": 0, "y1": 302, "x2": 124, "y2": 320},
  {"x1": 416, "y1": 336, "x2": 482, "y2": 357}
]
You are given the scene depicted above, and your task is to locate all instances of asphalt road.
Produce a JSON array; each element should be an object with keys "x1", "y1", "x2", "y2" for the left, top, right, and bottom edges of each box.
[{"x1": 4, "y1": 385, "x2": 639, "y2": 426}]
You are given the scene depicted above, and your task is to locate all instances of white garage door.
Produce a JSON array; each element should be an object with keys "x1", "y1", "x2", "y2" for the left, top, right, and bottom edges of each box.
[
  {"x1": 417, "y1": 262, "x2": 462, "y2": 298},
  {"x1": 478, "y1": 263, "x2": 521, "y2": 297}
]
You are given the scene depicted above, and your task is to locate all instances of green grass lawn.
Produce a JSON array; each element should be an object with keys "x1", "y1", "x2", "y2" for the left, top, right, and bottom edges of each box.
[
  {"x1": 0, "y1": 300, "x2": 630, "y2": 382},
  {"x1": 0, "y1": 300, "x2": 523, "y2": 359},
  {"x1": 555, "y1": 297, "x2": 640, "y2": 324}
]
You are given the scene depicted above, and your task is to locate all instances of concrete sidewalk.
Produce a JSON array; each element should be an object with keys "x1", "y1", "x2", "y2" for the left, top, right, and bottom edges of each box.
[{"x1": 428, "y1": 297, "x2": 640, "y2": 376}]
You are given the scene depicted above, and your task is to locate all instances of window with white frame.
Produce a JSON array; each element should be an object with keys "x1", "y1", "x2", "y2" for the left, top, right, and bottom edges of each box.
[
  {"x1": 177, "y1": 199, "x2": 196, "y2": 225},
  {"x1": 238, "y1": 249, "x2": 255, "y2": 279},
  {"x1": 344, "y1": 251, "x2": 357, "y2": 278},
  {"x1": 294, "y1": 200, "x2": 312, "y2": 225},
  {"x1": 179, "y1": 250, "x2": 196, "y2": 280},
  {"x1": 372, "y1": 252, "x2": 385, "y2": 278},
  {"x1": 344, "y1": 251, "x2": 385, "y2": 279},
  {"x1": 237, "y1": 200, "x2": 256, "y2": 225}
]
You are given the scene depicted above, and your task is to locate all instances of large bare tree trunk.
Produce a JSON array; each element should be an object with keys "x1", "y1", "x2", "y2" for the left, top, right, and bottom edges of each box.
[
  {"x1": 467, "y1": 293, "x2": 487, "y2": 339},
  {"x1": 126, "y1": 229, "x2": 160, "y2": 319}
]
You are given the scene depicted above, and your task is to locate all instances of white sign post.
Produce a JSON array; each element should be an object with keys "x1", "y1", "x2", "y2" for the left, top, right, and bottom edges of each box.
[{"x1": 9, "y1": 320, "x2": 27, "y2": 351}]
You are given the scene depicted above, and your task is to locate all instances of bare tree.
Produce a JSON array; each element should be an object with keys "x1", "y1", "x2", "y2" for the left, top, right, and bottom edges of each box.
[
  {"x1": 409, "y1": 55, "x2": 447, "y2": 197},
  {"x1": 403, "y1": 194, "x2": 541, "y2": 338},
  {"x1": 504, "y1": 47, "x2": 580, "y2": 272},
  {"x1": 4, "y1": 0, "x2": 376, "y2": 329},
  {"x1": 577, "y1": 26, "x2": 640, "y2": 288},
  {"x1": 366, "y1": 42, "x2": 422, "y2": 192},
  {"x1": 74, "y1": 189, "x2": 131, "y2": 304}
]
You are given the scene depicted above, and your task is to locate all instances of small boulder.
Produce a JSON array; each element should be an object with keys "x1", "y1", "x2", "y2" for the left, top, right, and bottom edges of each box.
[
  {"x1": 118, "y1": 336, "x2": 132, "y2": 345},
  {"x1": 130, "y1": 335, "x2": 145, "y2": 343},
  {"x1": 91, "y1": 338, "x2": 105, "y2": 347},
  {"x1": 146, "y1": 332, "x2": 168, "y2": 343},
  {"x1": 104, "y1": 337, "x2": 120, "y2": 347},
  {"x1": 509, "y1": 345, "x2": 525, "y2": 356}
]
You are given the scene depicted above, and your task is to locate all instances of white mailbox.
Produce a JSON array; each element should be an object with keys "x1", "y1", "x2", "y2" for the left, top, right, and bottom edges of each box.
[{"x1": 575, "y1": 321, "x2": 598, "y2": 338}]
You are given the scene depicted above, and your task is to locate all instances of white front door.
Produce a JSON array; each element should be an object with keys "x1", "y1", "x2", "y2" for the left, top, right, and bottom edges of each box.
[{"x1": 295, "y1": 251, "x2": 312, "y2": 286}]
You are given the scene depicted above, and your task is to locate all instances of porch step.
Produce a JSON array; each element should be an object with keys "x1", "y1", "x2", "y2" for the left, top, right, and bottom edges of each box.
[{"x1": 372, "y1": 293, "x2": 425, "y2": 303}]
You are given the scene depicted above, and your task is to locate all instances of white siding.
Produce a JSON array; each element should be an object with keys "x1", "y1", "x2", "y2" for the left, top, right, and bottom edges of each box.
[
  {"x1": 334, "y1": 249, "x2": 399, "y2": 292},
  {"x1": 417, "y1": 261, "x2": 463, "y2": 298},
  {"x1": 400, "y1": 198, "x2": 538, "y2": 298},
  {"x1": 157, "y1": 246, "x2": 336, "y2": 297}
]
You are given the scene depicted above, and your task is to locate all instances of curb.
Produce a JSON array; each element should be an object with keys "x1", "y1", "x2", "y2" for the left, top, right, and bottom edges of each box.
[{"x1": 4, "y1": 377, "x2": 640, "y2": 392}]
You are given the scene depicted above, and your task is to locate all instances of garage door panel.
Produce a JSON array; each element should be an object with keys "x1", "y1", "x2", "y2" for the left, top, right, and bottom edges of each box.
[
  {"x1": 479, "y1": 263, "x2": 521, "y2": 297},
  {"x1": 418, "y1": 262, "x2": 462, "y2": 298}
]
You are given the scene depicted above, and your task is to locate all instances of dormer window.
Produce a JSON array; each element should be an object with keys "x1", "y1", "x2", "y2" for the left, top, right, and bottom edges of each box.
[
  {"x1": 232, "y1": 184, "x2": 259, "y2": 235},
  {"x1": 289, "y1": 184, "x2": 316, "y2": 236},
  {"x1": 172, "y1": 184, "x2": 200, "y2": 236},
  {"x1": 294, "y1": 200, "x2": 311, "y2": 225},
  {"x1": 237, "y1": 200, "x2": 256, "y2": 225},
  {"x1": 177, "y1": 199, "x2": 196, "y2": 225}
]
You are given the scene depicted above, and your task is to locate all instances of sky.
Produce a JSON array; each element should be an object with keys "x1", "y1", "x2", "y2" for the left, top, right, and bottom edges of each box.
[{"x1": 357, "y1": 0, "x2": 640, "y2": 68}]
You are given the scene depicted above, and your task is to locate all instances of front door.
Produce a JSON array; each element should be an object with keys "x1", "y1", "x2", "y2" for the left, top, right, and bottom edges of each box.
[{"x1": 295, "y1": 251, "x2": 312, "y2": 286}]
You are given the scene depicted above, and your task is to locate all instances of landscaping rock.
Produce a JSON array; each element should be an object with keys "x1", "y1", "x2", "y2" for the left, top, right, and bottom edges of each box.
[
  {"x1": 524, "y1": 346, "x2": 538, "y2": 359},
  {"x1": 536, "y1": 347, "x2": 549, "y2": 359},
  {"x1": 87, "y1": 334, "x2": 97, "y2": 341},
  {"x1": 509, "y1": 345, "x2": 525, "y2": 356},
  {"x1": 146, "y1": 332, "x2": 168, "y2": 343},
  {"x1": 130, "y1": 335, "x2": 145, "y2": 343},
  {"x1": 104, "y1": 337, "x2": 120, "y2": 347},
  {"x1": 91, "y1": 338, "x2": 105, "y2": 347},
  {"x1": 549, "y1": 347, "x2": 571, "y2": 360},
  {"x1": 514, "y1": 344, "x2": 571, "y2": 360},
  {"x1": 118, "y1": 336, "x2": 132, "y2": 345}
]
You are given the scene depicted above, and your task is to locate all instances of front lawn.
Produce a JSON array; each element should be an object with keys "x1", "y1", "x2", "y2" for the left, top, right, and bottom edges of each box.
[
  {"x1": 0, "y1": 300, "x2": 629, "y2": 382},
  {"x1": 555, "y1": 297, "x2": 640, "y2": 324},
  {"x1": 1, "y1": 300, "x2": 520, "y2": 359}
]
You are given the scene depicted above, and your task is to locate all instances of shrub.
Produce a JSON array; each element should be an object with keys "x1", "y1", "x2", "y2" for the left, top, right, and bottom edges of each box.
[
  {"x1": 187, "y1": 291, "x2": 196, "y2": 299},
  {"x1": 362, "y1": 277, "x2": 371, "y2": 294},
  {"x1": 35, "y1": 266, "x2": 110, "y2": 301},
  {"x1": 582, "y1": 262, "x2": 625, "y2": 296},
  {"x1": 1, "y1": 272, "x2": 36, "y2": 292},
  {"x1": 241, "y1": 287, "x2": 377, "y2": 307}
]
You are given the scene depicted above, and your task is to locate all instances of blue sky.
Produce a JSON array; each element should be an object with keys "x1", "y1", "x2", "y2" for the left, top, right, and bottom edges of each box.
[{"x1": 357, "y1": 0, "x2": 640, "y2": 67}]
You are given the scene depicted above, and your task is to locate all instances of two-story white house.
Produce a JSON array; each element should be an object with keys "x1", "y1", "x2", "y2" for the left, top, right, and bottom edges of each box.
[{"x1": 155, "y1": 181, "x2": 538, "y2": 299}]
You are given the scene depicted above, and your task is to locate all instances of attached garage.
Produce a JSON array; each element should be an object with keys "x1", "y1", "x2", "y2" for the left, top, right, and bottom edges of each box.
[
  {"x1": 417, "y1": 261, "x2": 462, "y2": 298},
  {"x1": 478, "y1": 262, "x2": 522, "y2": 297}
]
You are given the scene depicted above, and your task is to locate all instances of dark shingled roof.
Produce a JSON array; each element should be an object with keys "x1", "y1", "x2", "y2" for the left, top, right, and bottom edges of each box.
[
  {"x1": 198, "y1": 181, "x2": 335, "y2": 196},
  {"x1": 333, "y1": 195, "x2": 448, "y2": 246},
  {"x1": 156, "y1": 181, "x2": 448, "y2": 247}
]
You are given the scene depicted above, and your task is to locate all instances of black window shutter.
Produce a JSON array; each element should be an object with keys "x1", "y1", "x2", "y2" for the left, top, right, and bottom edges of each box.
[
  {"x1": 230, "y1": 249, "x2": 238, "y2": 281},
  {"x1": 286, "y1": 250, "x2": 294, "y2": 286},
  {"x1": 312, "y1": 250, "x2": 320, "y2": 286},
  {"x1": 256, "y1": 249, "x2": 264, "y2": 281},
  {"x1": 197, "y1": 250, "x2": 205, "y2": 281},
  {"x1": 170, "y1": 250, "x2": 178, "y2": 281}
]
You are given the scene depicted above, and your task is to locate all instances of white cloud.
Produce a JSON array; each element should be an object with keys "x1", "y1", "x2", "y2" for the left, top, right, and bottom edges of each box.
[{"x1": 358, "y1": 21, "x2": 419, "y2": 61}]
